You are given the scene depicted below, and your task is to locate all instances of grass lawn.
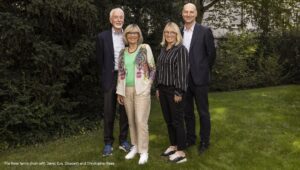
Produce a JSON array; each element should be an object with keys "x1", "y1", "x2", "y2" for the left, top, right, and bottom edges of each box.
[{"x1": 1, "y1": 85, "x2": 300, "y2": 170}]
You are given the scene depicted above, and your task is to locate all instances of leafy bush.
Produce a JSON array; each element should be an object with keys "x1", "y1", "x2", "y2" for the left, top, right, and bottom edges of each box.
[
  {"x1": 211, "y1": 32, "x2": 285, "y2": 91},
  {"x1": 272, "y1": 29, "x2": 300, "y2": 83},
  {"x1": 0, "y1": 1, "x2": 102, "y2": 151}
]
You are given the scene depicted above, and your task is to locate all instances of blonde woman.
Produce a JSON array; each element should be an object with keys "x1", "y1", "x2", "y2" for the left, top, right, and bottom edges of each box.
[
  {"x1": 155, "y1": 22, "x2": 189, "y2": 163},
  {"x1": 116, "y1": 24, "x2": 156, "y2": 165}
]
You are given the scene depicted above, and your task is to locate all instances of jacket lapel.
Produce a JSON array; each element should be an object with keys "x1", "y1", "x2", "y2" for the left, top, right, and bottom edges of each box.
[
  {"x1": 189, "y1": 23, "x2": 200, "y2": 51},
  {"x1": 180, "y1": 28, "x2": 184, "y2": 36},
  {"x1": 108, "y1": 29, "x2": 114, "y2": 56}
]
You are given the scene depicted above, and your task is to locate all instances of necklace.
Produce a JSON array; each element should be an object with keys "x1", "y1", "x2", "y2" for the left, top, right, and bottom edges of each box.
[{"x1": 128, "y1": 47, "x2": 137, "y2": 53}]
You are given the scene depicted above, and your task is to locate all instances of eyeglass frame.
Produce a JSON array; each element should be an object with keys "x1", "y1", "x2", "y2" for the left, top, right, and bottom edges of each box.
[
  {"x1": 163, "y1": 31, "x2": 177, "y2": 35},
  {"x1": 126, "y1": 32, "x2": 140, "y2": 36}
]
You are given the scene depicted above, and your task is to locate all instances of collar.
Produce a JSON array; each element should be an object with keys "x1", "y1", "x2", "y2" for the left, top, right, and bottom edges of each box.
[
  {"x1": 184, "y1": 22, "x2": 196, "y2": 32},
  {"x1": 112, "y1": 27, "x2": 123, "y2": 35},
  {"x1": 164, "y1": 43, "x2": 182, "y2": 51}
]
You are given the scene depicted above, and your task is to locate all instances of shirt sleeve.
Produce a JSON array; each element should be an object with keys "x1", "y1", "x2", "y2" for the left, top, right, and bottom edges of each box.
[
  {"x1": 96, "y1": 34, "x2": 103, "y2": 78},
  {"x1": 174, "y1": 46, "x2": 189, "y2": 96},
  {"x1": 205, "y1": 28, "x2": 216, "y2": 70}
]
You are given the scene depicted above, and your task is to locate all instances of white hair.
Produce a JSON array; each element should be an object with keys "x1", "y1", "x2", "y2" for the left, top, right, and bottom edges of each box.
[{"x1": 109, "y1": 8, "x2": 124, "y2": 19}]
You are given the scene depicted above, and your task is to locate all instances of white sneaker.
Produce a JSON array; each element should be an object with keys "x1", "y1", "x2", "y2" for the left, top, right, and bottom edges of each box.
[
  {"x1": 169, "y1": 151, "x2": 187, "y2": 163},
  {"x1": 169, "y1": 152, "x2": 178, "y2": 161},
  {"x1": 161, "y1": 146, "x2": 176, "y2": 156},
  {"x1": 125, "y1": 146, "x2": 137, "y2": 159},
  {"x1": 138, "y1": 153, "x2": 148, "y2": 165}
]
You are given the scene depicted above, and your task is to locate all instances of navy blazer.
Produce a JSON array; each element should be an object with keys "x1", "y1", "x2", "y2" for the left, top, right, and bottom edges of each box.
[
  {"x1": 182, "y1": 23, "x2": 216, "y2": 86},
  {"x1": 96, "y1": 29, "x2": 116, "y2": 91}
]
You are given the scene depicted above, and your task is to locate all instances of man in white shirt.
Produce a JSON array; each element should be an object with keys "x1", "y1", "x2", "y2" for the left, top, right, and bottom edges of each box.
[
  {"x1": 96, "y1": 8, "x2": 131, "y2": 157},
  {"x1": 181, "y1": 3, "x2": 216, "y2": 155}
]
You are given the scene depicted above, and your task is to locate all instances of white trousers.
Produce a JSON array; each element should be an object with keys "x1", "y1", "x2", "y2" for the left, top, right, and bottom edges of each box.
[{"x1": 124, "y1": 87, "x2": 151, "y2": 153}]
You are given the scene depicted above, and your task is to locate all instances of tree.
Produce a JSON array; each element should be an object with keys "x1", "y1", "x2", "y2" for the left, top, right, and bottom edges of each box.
[{"x1": 0, "y1": 0, "x2": 101, "y2": 150}]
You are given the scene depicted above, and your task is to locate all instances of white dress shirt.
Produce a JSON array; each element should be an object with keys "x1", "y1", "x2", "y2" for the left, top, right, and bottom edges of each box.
[
  {"x1": 112, "y1": 28, "x2": 125, "y2": 70},
  {"x1": 183, "y1": 22, "x2": 195, "y2": 53}
]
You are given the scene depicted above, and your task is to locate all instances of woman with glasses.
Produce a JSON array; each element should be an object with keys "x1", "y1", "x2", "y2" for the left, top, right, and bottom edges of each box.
[
  {"x1": 116, "y1": 24, "x2": 156, "y2": 165},
  {"x1": 155, "y1": 22, "x2": 189, "y2": 163}
]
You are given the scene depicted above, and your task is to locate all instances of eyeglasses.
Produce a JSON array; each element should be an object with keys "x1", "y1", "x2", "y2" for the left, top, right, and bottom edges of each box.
[
  {"x1": 127, "y1": 32, "x2": 139, "y2": 36},
  {"x1": 164, "y1": 31, "x2": 177, "y2": 35}
]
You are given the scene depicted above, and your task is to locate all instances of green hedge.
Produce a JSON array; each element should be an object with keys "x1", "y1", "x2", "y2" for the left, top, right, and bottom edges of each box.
[
  {"x1": 0, "y1": 1, "x2": 102, "y2": 150},
  {"x1": 211, "y1": 31, "x2": 299, "y2": 91}
]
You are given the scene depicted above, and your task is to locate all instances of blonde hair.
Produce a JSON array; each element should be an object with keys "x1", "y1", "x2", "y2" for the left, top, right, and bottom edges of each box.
[
  {"x1": 123, "y1": 24, "x2": 144, "y2": 45},
  {"x1": 160, "y1": 22, "x2": 183, "y2": 47}
]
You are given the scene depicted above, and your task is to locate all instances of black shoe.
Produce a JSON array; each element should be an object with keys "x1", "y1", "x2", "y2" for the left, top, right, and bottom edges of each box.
[{"x1": 198, "y1": 144, "x2": 209, "y2": 155}]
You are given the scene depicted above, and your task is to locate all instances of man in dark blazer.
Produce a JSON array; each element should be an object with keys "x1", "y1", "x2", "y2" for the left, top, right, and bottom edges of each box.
[
  {"x1": 181, "y1": 3, "x2": 216, "y2": 155},
  {"x1": 96, "y1": 8, "x2": 131, "y2": 156}
]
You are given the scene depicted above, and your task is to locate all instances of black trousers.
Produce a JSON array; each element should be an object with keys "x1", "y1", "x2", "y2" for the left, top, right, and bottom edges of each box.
[
  {"x1": 158, "y1": 85, "x2": 186, "y2": 150},
  {"x1": 184, "y1": 74, "x2": 211, "y2": 146},
  {"x1": 103, "y1": 71, "x2": 129, "y2": 145}
]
